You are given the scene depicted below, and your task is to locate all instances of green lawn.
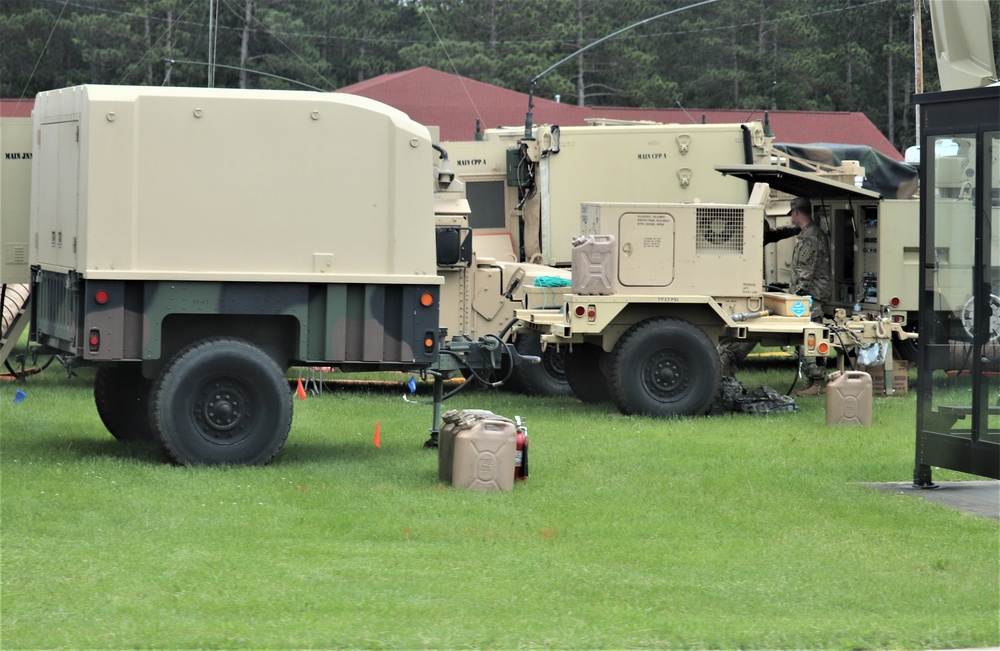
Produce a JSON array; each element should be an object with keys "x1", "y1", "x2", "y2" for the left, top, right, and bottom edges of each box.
[{"x1": 1, "y1": 359, "x2": 997, "y2": 650}]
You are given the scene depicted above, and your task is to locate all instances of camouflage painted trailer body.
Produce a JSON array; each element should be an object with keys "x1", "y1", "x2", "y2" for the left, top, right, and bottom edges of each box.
[
  {"x1": 27, "y1": 85, "x2": 485, "y2": 465},
  {"x1": 32, "y1": 274, "x2": 440, "y2": 375}
]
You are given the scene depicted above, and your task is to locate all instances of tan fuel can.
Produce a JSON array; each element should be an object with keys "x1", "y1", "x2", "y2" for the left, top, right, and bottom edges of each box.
[
  {"x1": 825, "y1": 371, "x2": 873, "y2": 427},
  {"x1": 452, "y1": 414, "x2": 517, "y2": 491}
]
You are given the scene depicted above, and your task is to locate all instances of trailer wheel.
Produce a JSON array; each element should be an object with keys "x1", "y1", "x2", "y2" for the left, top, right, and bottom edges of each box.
[
  {"x1": 510, "y1": 333, "x2": 572, "y2": 397},
  {"x1": 609, "y1": 318, "x2": 721, "y2": 417},
  {"x1": 564, "y1": 342, "x2": 612, "y2": 403},
  {"x1": 150, "y1": 338, "x2": 292, "y2": 466},
  {"x1": 94, "y1": 366, "x2": 153, "y2": 442}
]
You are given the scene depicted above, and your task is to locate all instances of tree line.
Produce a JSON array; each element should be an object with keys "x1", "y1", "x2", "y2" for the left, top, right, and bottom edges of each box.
[{"x1": 2, "y1": 0, "x2": 998, "y2": 153}]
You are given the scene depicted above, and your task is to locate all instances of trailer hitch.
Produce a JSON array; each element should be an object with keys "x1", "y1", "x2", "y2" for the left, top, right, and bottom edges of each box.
[{"x1": 423, "y1": 332, "x2": 539, "y2": 448}]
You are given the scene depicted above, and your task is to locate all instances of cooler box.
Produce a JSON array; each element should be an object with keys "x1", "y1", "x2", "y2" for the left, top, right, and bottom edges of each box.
[{"x1": 763, "y1": 292, "x2": 812, "y2": 318}]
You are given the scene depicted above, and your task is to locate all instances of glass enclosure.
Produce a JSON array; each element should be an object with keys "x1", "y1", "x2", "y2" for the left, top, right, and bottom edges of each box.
[{"x1": 914, "y1": 87, "x2": 1000, "y2": 484}]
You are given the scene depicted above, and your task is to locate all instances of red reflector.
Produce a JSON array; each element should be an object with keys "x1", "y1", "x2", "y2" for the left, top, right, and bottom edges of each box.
[
  {"x1": 588, "y1": 309, "x2": 596, "y2": 318},
  {"x1": 95, "y1": 289, "x2": 109, "y2": 304},
  {"x1": 890, "y1": 296, "x2": 900, "y2": 307},
  {"x1": 90, "y1": 336, "x2": 99, "y2": 346},
  {"x1": 574, "y1": 306, "x2": 586, "y2": 317}
]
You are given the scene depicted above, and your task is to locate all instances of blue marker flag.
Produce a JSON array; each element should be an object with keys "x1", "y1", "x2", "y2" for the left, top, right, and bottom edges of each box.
[
  {"x1": 407, "y1": 376, "x2": 417, "y2": 394},
  {"x1": 14, "y1": 389, "x2": 27, "y2": 404}
]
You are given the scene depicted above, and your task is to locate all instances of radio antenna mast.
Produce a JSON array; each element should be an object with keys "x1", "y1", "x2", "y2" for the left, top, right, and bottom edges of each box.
[{"x1": 523, "y1": 0, "x2": 721, "y2": 139}]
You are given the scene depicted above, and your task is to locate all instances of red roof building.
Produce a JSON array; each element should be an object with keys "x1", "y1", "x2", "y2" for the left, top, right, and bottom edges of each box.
[
  {"x1": 340, "y1": 67, "x2": 903, "y2": 160},
  {"x1": 0, "y1": 99, "x2": 34, "y2": 118}
]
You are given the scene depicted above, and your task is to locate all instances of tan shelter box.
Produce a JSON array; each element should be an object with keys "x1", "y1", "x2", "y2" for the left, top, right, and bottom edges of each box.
[
  {"x1": 576, "y1": 184, "x2": 768, "y2": 298},
  {"x1": 30, "y1": 85, "x2": 440, "y2": 284},
  {"x1": 1, "y1": 117, "x2": 32, "y2": 284}
]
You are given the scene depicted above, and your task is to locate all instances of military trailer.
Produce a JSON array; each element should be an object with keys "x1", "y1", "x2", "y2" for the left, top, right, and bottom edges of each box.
[
  {"x1": 26, "y1": 85, "x2": 538, "y2": 465},
  {"x1": 513, "y1": 183, "x2": 913, "y2": 417}
]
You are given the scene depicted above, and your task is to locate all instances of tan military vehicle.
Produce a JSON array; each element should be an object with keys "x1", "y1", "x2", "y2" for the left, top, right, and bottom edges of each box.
[
  {"x1": 513, "y1": 183, "x2": 913, "y2": 417},
  {"x1": 447, "y1": 118, "x2": 930, "y2": 372},
  {"x1": 21, "y1": 85, "x2": 540, "y2": 465},
  {"x1": 443, "y1": 120, "x2": 772, "y2": 394}
]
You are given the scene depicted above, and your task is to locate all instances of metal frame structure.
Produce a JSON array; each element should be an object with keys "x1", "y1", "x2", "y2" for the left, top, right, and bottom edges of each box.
[{"x1": 914, "y1": 85, "x2": 1000, "y2": 485}]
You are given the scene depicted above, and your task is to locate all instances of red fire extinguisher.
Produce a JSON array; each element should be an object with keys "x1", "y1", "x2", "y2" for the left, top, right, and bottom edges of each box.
[{"x1": 515, "y1": 416, "x2": 529, "y2": 481}]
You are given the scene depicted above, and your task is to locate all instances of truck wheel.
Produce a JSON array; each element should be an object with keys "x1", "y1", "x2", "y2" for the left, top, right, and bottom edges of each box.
[
  {"x1": 564, "y1": 342, "x2": 612, "y2": 403},
  {"x1": 94, "y1": 366, "x2": 153, "y2": 442},
  {"x1": 609, "y1": 318, "x2": 721, "y2": 417},
  {"x1": 150, "y1": 338, "x2": 292, "y2": 466},
  {"x1": 510, "y1": 333, "x2": 572, "y2": 397}
]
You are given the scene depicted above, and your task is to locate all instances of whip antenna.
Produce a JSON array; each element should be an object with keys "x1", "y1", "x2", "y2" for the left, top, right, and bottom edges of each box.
[{"x1": 523, "y1": 0, "x2": 721, "y2": 139}]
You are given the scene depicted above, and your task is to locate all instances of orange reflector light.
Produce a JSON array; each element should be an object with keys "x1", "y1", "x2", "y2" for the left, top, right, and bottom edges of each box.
[
  {"x1": 420, "y1": 293, "x2": 434, "y2": 307},
  {"x1": 95, "y1": 289, "x2": 109, "y2": 304},
  {"x1": 424, "y1": 338, "x2": 434, "y2": 348},
  {"x1": 575, "y1": 306, "x2": 586, "y2": 317},
  {"x1": 818, "y1": 342, "x2": 830, "y2": 355},
  {"x1": 807, "y1": 334, "x2": 816, "y2": 347}
]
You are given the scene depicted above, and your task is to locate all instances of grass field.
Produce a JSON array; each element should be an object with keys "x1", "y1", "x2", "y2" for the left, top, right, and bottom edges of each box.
[{"x1": 1, "y1": 356, "x2": 997, "y2": 650}]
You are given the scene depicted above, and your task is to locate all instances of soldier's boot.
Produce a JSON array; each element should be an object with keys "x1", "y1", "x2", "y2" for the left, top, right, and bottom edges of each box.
[{"x1": 794, "y1": 377, "x2": 825, "y2": 397}]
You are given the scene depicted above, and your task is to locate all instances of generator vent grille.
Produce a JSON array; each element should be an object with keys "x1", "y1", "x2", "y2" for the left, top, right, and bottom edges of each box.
[{"x1": 696, "y1": 207, "x2": 744, "y2": 254}]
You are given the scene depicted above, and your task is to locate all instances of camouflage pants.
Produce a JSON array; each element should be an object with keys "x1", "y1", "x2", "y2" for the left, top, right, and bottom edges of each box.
[{"x1": 719, "y1": 338, "x2": 757, "y2": 374}]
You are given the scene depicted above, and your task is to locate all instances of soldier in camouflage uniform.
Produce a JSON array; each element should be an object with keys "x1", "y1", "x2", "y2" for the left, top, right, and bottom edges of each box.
[{"x1": 788, "y1": 196, "x2": 832, "y2": 395}]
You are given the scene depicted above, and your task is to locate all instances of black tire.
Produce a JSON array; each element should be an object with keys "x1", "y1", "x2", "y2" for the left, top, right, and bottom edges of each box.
[
  {"x1": 609, "y1": 317, "x2": 721, "y2": 417},
  {"x1": 94, "y1": 365, "x2": 154, "y2": 442},
  {"x1": 509, "y1": 333, "x2": 572, "y2": 397},
  {"x1": 564, "y1": 342, "x2": 612, "y2": 403},
  {"x1": 150, "y1": 338, "x2": 292, "y2": 466}
]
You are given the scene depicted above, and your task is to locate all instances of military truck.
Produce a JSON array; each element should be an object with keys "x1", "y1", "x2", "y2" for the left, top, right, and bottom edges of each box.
[
  {"x1": 441, "y1": 120, "x2": 771, "y2": 394},
  {"x1": 23, "y1": 84, "x2": 548, "y2": 466},
  {"x1": 513, "y1": 183, "x2": 913, "y2": 417},
  {"x1": 447, "y1": 118, "x2": 932, "y2": 370}
]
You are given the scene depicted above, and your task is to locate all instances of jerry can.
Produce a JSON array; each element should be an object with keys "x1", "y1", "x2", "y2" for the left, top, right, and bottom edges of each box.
[
  {"x1": 452, "y1": 414, "x2": 517, "y2": 492},
  {"x1": 826, "y1": 371, "x2": 873, "y2": 427},
  {"x1": 571, "y1": 234, "x2": 616, "y2": 295},
  {"x1": 438, "y1": 409, "x2": 496, "y2": 483}
]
